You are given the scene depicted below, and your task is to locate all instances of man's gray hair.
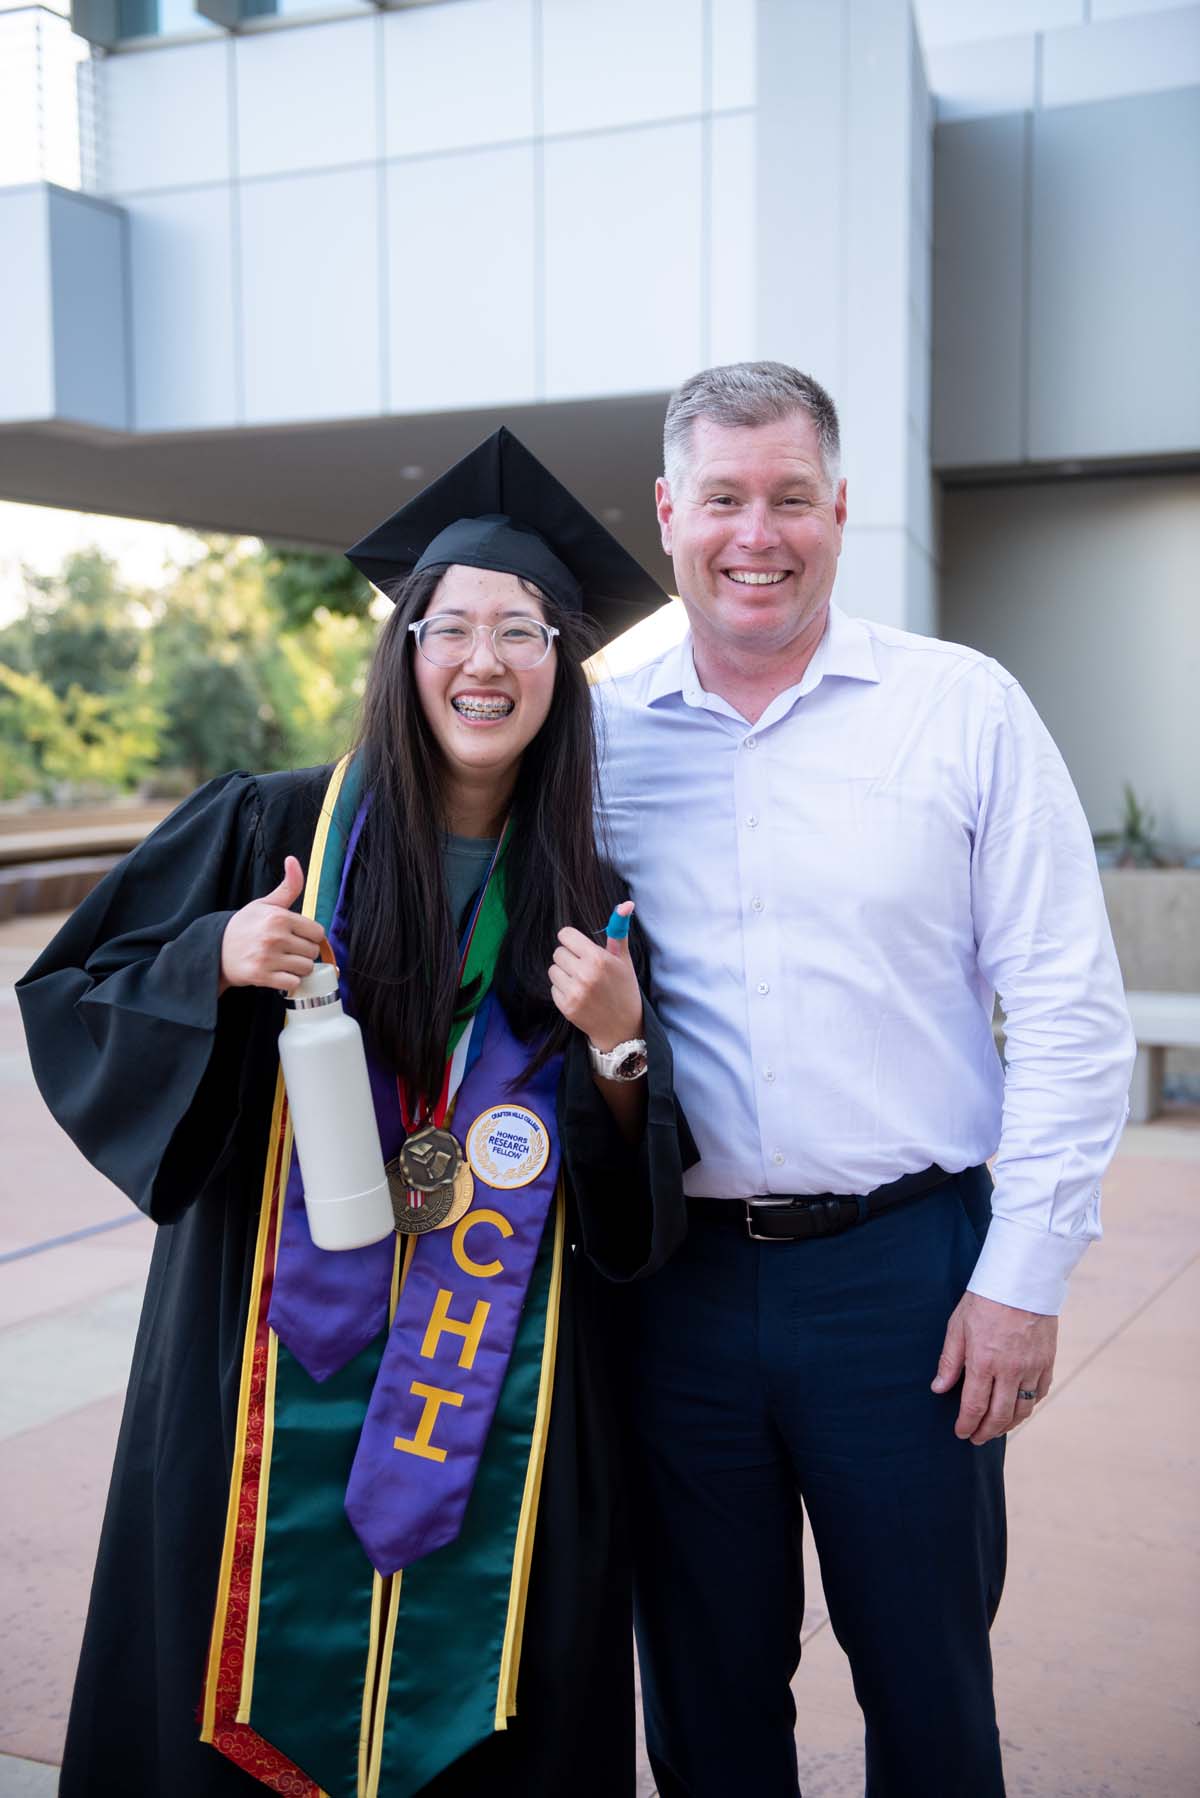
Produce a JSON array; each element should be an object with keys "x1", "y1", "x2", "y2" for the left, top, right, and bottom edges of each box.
[{"x1": 662, "y1": 361, "x2": 842, "y2": 491}]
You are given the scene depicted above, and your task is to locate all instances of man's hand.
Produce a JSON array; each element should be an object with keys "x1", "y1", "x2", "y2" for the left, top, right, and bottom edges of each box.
[
  {"x1": 219, "y1": 856, "x2": 326, "y2": 995},
  {"x1": 931, "y1": 1291, "x2": 1058, "y2": 1445}
]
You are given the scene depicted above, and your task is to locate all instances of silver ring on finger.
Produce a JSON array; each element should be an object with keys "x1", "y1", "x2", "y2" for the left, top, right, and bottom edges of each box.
[{"x1": 1017, "y1": 1387, "x2": 1038, "y2": 1403}]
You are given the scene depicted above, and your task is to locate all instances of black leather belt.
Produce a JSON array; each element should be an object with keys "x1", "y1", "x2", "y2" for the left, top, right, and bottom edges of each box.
[{"x1": 688, "y1": 1163, "x2": 951, "y2": 1242}]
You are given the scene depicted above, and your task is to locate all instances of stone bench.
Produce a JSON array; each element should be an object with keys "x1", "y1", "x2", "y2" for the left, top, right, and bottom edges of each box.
[
  {"x1": 0, "y1": 855, "x2": 119, "y2": 922},
  {"x1": 1126, "y1": 990, "x2": 1200, "y2": 1124}
]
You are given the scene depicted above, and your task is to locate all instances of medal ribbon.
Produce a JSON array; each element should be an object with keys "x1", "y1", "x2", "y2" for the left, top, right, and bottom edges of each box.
[
  {"x1": 395, "y1": 825, "x2": 508, "y2": 1214},
  {"x1": 267, "y1": 807, "x2": 508, "y2": 1382}
]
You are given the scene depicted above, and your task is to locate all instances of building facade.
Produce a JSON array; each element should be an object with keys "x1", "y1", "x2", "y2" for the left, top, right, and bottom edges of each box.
[{"x1": 0, "y1": 0, "x2": 1197, "y2": 836}]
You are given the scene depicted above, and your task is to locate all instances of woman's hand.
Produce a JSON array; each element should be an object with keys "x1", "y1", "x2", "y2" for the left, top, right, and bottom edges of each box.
[
  {"x1": 219, "y1": 856, "x2": 327, "y2": 995},
  {"x1": 548, "y1": 900, "x2": 643, "y2": 1050}
]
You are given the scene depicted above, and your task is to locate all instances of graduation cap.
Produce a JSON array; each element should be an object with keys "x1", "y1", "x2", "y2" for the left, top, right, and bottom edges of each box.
[{"x1": 345, "y1": 426, "x2": 667, "y2": 642}]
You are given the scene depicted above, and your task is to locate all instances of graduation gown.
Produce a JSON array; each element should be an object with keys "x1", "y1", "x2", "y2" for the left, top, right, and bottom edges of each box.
[{"x1": 17, "y1": 766, "x2": 689, "y2": 1798}]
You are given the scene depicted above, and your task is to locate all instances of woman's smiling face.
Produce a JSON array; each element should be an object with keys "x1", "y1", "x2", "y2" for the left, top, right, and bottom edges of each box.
[{"x1": 411, "y1": 564, "x2": 558, "y2": 805}]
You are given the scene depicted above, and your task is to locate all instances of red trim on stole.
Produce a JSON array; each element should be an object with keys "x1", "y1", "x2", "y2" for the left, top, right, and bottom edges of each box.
[{"x1": 200, "y1": 1099, "x2": 324, "y2": 1796}]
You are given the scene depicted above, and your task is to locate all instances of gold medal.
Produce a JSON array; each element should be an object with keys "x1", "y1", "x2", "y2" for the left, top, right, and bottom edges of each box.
[
  {"x1": 385, "y1": 1160, "x2": 456, "y2": 1235},
  {"x1": 435, "y1": 1160, "x2": 475, "y2": 1230},
  {"x1": 398, "y1": 1125, "x2": 463, "y2": 1193}
]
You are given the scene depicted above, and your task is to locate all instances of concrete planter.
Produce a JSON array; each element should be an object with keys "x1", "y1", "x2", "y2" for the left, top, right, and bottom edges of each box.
[{"x1": 1101, "y1": 870, "x2": 1200, "y2": 1088}]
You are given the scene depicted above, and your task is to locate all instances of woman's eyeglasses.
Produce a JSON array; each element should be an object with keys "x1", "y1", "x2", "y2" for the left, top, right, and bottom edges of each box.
[{"x1": 408, "y1": 618, "x2": 560, "y2": 671}]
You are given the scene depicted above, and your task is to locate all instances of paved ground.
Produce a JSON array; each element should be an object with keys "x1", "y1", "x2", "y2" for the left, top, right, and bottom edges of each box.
[{"x1": 1, "y1": 907, "x2": 1197, "y2": 1798}]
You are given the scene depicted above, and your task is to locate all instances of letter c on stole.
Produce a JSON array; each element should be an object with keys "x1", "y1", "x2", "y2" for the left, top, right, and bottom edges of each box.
[{"x1": 452, "y1": 1208, "x2": 514, "y2": 1279}]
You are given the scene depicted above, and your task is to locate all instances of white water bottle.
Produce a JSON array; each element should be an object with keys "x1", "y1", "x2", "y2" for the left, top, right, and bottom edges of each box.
[{"x1": 278, "y1": 961, "x2": 393, "y2": 1251}]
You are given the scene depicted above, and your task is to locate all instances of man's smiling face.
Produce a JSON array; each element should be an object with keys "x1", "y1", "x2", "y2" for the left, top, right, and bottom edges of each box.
[{"x1": 656, "y1": 411, "x2": 847, "y2": 665}]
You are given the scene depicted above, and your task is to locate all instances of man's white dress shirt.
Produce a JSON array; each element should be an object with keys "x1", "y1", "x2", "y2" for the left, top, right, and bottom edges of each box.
[{"x1": 594, "y1": 603, "x2": 1135, "y2": 1316}]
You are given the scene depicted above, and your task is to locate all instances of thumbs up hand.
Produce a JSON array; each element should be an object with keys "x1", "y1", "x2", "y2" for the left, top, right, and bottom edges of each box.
[
  {"x1": 219, "y1": 855, "x2": 328, "y2": 995},
  {"x1": 549, "y1": 901, "x2": 643, "y2": 1050}
]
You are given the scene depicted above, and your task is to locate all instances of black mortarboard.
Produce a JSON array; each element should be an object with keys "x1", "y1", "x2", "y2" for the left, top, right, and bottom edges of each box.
[{"x1": 345, "y1": 426, "x2": 667, "y2": 641}]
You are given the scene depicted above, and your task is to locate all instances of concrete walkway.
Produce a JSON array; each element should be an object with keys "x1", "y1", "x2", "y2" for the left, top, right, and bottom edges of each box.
[{"x1": 1, "y1": 909, "x2": 1197, "y2": 1797}]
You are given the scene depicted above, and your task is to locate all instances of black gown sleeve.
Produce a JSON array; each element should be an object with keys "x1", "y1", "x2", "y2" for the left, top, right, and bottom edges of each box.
[
  {"x1": 558, "y1": 993, "x2": 695, "y2": 1282},
  {"x1": 16, "y1": 771, "x2": 276, "y2": 1224}
]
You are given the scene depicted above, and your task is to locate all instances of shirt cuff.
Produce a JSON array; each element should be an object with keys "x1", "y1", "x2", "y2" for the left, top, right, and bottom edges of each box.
[{"x1": 965, "y1": 1213, "x2": 1092, "y2": 1316}]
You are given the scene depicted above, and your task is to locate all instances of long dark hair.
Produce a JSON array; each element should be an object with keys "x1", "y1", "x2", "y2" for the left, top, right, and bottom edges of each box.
[{"x1": 342, "y1": 565, "x2": 621, "y2": 1099}]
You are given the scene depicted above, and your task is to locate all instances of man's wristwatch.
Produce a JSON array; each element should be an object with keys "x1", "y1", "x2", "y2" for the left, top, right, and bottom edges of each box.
[{"x1": 587, "y1": 1037, "x2": 649, "y2": 1082}]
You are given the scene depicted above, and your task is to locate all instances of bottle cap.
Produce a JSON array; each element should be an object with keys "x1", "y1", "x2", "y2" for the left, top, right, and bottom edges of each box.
[{"x1": 285, "y1": 961, "x2": 341, "y2": 1010}]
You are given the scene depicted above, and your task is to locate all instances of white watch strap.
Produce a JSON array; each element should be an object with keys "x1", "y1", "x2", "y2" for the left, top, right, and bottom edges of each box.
[{"x1": 587, "y1": 1037, "x2": 648, "y2": 1081}]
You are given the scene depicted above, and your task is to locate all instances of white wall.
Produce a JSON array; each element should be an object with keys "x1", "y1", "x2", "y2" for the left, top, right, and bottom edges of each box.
[
  {"x1": 916, "y1": 0, "x2": 1200, "y2": 121},
  {"x1": 756, "y1": 0, "x2": 934, "y2": 632},
  {"x1": 933, "y1": 85, "x2": 1200, "y2": 471},
  {"x1": 0, "y1": 183, "x2": 128, "y2": 429},
  {"x1": 939, "y1": 474, "x2": 1200, "y2": 848},
  {"x1": 89, "y1": 0, "x2": 759, "y2": 434}
]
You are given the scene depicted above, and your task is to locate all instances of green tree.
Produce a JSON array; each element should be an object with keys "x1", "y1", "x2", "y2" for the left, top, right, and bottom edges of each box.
[
  {"x1": 147, "y1": 538, "x2": 378, "y2": 782},
  {"x1": 256, "y1": 544, "x2": 374, "y2": 629},
  {"x1": 0, "y1": 550, "x2": 144, "y2": 698},
  {"x1": 0, "y1": 534, "x2": 379, "y2": 803},
  {"x1": 259, "y1": 608, "x2": 376, "y2": 769},
  {"x1": 0, "y1": 663, "x2": 162, "y2": 800},
  {"x1": 147, "y1": 539, "x2": 282, "y2": 781}
]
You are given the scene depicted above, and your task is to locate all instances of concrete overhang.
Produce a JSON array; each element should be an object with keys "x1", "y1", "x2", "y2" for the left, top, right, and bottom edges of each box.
[{"x1": 0, "y1": 391, "x2": 675, "y2": 583}]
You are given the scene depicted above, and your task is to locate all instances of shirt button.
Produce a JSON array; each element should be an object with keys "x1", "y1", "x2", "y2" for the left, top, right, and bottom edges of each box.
[
  {"x1": 756, "y1": 981, "x2": 770, "y2": 995},
  {"x1": 746, "y1": 814, "x2": 758, "y2": 828},
  {"x1": 772, "y1": 1151, "x2": 785, "y2": 1166},
  {"x1": 751, "y1": 896, "x2": 764, "y2": 912},
  {"x1": 763, "y1": 1068, "x2": 776, "y2": 1083},
  {"x1": 744, "y1": 736, "x2": 758, "y2": 750}
]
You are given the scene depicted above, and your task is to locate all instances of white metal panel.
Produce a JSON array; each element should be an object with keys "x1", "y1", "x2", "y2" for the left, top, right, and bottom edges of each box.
[
  {"x1": 908, "y1": 288, "x2": 932, "y2": 452},
  {"x1": 383, "y1": 0, "x2": 534, "y2": 156},
  {"x1": 911, "y1": 38, "x2": 934, "y2": 234},
  {"x1": 1040, "y1": 6, "x2": 1200, "y2": 106},
  {"x1": 387, "y1": 145, "x2": 536, "y2": 411},
  {"x1": 909, "y1": 40, "x2": 933, "y2": 455},
  {"x1": 709, "y1": 110, "x2": 755, "y2": 367},
  {"x1": 543, "y1": 120, "x2": 703, "y2": 397},
  {"x1": 926, "y1": 34, "x2": 1037, "y2": 121},
  {"x1": 0, "y1": 186, "x2": 53, "y2": 422},
  {"x1": 1028, "y1": 88, "x2": 1200, "y2": 459},
  {"x1": 931, "y1": 114, "x2": 1026, "y2": 469},
  {"x1": 906, "y1": 415, "x2": 934, "y2": 557},
  {"x1": 240, "y1": 166, "x2": 381, "y2": 423},
  {"x1": 98, "y1": 40, "x2": 231, "y2": 194},
  {"x1": 541, "y1": 0, "x2": 703, "y2": 136},
  {"x1": 842, "y1": 0, "x2": 911, "y2": 528},
  {"x1": 235, "y1": 18, "x2": 377, "y2": 179},
  {"x1": 905, "y1": 533, "x2": 937, "y2": 638},
  {"x1": 835, "y1": 524, "x2": 908, "y2": 628},
  {"x1": 712, "y1": 0, "x2": 756, "y2": 111},
  {"x1": 1091, "y1": 0, "x2": 1198, "y2": 20},
  {"x1": 910, "y1": 200, "x2": 931, "y2": 358},
  {"x1": 126, "y1": 185, "x2": 237, "y2": 430},
  {"x1": 913, "y1": 0, "x2": 1083, "y2": 50},
  {"x1": 755, "y1": 0, "x2": 845, "y2": 391},
  {"x1": 48, "y1": 188, "x2": 128, "y2": 430}
]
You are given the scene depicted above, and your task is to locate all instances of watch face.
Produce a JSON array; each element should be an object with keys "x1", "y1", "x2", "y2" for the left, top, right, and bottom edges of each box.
[{"x1": 615, "y1": 1050, "x2": 649, "y2": 1081}]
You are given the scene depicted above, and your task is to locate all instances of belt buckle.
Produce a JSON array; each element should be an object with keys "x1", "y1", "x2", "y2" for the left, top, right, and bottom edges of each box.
[{"x1": 745, "y1": 1199, "x2": 800, "y2": 1243}]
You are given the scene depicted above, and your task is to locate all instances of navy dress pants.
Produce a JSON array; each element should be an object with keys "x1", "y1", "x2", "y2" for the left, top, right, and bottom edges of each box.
[{"x1": 630, "y1": 1166, "x2": 1007, "y2": 1798}]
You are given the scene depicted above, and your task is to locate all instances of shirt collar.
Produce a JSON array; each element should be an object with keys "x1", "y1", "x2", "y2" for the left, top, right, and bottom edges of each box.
[{"x1": 645, "y1": 603, "x2": 880, "y2": 710}]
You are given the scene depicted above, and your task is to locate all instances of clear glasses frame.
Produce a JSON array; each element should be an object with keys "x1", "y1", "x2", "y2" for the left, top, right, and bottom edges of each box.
[{"x1": 408, "y1": 618, "x2": 560, "y2": 670}]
